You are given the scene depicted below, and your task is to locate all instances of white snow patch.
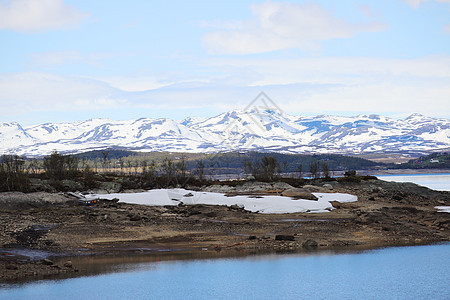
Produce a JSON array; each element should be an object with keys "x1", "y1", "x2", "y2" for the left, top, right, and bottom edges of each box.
[
  {"x1": 90, "y1": 189, "x2": 357, "y2": 214},
  {"x1": 435, "y1": 206, "x2": 450, "y2": 213}
]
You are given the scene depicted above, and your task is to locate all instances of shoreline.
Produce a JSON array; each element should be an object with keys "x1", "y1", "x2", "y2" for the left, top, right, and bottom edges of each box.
[
  {"x1": 1, "y1": 178, "x2": 449, "y2": 283},
  {"x1": 3, "y1": 240, "x2": 449, "y2": 285},
  {"x1": 38, "y1": 241, "x2": 450, "y2": 283},
  {"x1": 366, "y1": 169, "x2": 450, "y2": 176}
]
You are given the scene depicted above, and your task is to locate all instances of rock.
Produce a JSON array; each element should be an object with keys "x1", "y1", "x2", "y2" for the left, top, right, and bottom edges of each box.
[
  {"x1": 302, "y1": 185, "x2": 324, "y2": 192},
  {"x1": 281, "y1": 188, "x2": 318, "y2": 200},
  {"x1": 203, "y1": 185, "x2": 233, "y2": 193},
  {"x1": 6, "y1": 264, "x2": 18, "y2": 270},
  {"x1": 60, "y1": 180, "x2": 84, "y2": 191},
  {"x1": 183, "y1": 192, "x2": 194, "y2": 197},
  {"x1": 272, "y1": 182, "x2": 294, "y2": 190},
  {"x1": 248, "y1": 235, "x2": 257, "y2": 240},
  {"x1": 64, "y1": 261, "x2": 73, "y2": 268},
  {"x1": 392, "y1": 194, "x2": 403, "y2": 200},
  {"x1": 99, "y1": 182, "x2": 122, "y2": 193},
  {"x1": 184, "y1": 185, "x2": 202, "y2": 191},
  {"x1": 0, "y1": 192, "x2": 52, "y2": 210},
  {"x1": 122, "y1": 189, "x2": 147, "y2": 193},
  {"x1": 29, "y1": 178, "x2": 55, "y2": 192},
  {"x1": 302, "y1": 239, "x2": 318, "y2": 249},
  {"x1": 229, "y1": 204, "x2": 245, "y2": 210},
  {"x1": 356, "y1": 212, "x2": 385, "y2": 224},
  {"x1": 204, "y1": 211, "x2": 217, "y2": 217},
  {"x1": 129, "y1": 215, "x2": 141, "y2": 221},
  {"x1": 236, "y1": 181, "x2": 272, "y2": 193},
  {"x1": 42, "y1": 259, "x2": 54, "y2": 265},
  {"x1": 329, "y1": 201, "x2": 341, "y2": 209},
  {"x1": 275, "y1": 235, "x2": 295, "y2": 241},
  {"x1": 323, "y1": 183, "x2": 333, "y2": 190},
  {"x1": 186, "y1": 210, "x2": 202, "y2": 217}
]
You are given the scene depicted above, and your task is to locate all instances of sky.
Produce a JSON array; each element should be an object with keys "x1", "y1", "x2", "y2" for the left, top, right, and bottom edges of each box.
[{"x1": 0, "y1": 0, "x2": 449, "y2": 125}]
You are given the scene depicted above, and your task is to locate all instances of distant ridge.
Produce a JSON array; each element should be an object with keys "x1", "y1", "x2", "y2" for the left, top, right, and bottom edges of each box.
[{"x1": 1, "y1": 111, "x2": 449, "y2": 156}]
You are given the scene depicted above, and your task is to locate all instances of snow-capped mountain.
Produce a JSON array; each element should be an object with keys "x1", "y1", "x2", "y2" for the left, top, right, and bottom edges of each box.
[{"x1": 1, "y1": 110, "x2": 449, "y2": 156}]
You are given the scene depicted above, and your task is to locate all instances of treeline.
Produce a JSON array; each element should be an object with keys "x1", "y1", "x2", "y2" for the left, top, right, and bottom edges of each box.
[
  {"x1": 3, "y1": 149, "x2": 446, "y2": 193},
  {"x1": 0, "y1": 150, "x2": 375, "y2": 192},
  {"x1": 70, "y1": 149, "x2": 380, "y2": 174},
  {"x1": 0, "y1": 152, "x2": 209, "y2": 192},
  {"x1": 243, "y1": 156, "x2": 333, "y2": 181}
]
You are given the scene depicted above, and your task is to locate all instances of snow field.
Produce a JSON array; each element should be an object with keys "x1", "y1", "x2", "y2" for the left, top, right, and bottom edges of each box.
[{"x1": 90, "y1": 189, "x2": 358, "y2": 214}]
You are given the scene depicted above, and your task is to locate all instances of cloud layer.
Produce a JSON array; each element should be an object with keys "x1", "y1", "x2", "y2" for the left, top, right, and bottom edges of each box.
[
  {"x1": 0, "y1": 0, "x2": 88, "y2": 32},
  {"x1": 203, "y1": 2, "x2": 387, "y2": 54},
  {"x1": 0, "y1": 1, "x2": 448, "y2": 124},
  {"x1": 1, "y1": 54, "x2": 449, "y2": 119},
  {"x1": 404, "y1": 0, "x2": 450, "y2": 8}
]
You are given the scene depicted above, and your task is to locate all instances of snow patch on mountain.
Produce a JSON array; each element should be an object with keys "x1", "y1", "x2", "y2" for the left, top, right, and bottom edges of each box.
[{"x1": 1, "y1": 111, "x2": 449, "y2": 156}]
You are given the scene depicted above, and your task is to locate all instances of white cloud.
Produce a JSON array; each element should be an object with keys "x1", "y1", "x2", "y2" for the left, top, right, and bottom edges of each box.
[
  {"x1": 1, "y1": 54, "x2": 449, "y2": 121},
  {"x1": 27, "y1": 50, "x2": 125, "y2": 69},
  {"x1": 28, "y1": 51, "x2": 83, "y2": 67},
  {"x1": 404, "y1": 0, "x2": 450, "y2": 8},
  {"x1": 203, "y1": 56, "x2": 450, "y2": 85},
  {"x1": 444, "y1": 23, "x2": 450, "y2": 34},
  {"x1": 404, "y1": 0, "x2": 426, "y2": 8},
  {"x1": 0, "y1": 0, "x2": 88, "y2": 32},
  {"x1": 282, "y1": 82, "x2": 450, "y2": 117},
  {"x1": 214, "y1": 55, "x2": 450, "y2": 117},
  {"x1": 0, "y1": 72, "x2": 224, "y2": 118},
  {"x1": 403, "y1": 0, "x2": 450, "y2": 35},
  {"x1": 203, "y1": 2, "x2": 387, "y2": 54},
  {"x1": 0, "y1": 72, "x2": 126, "y2": 114},
  {"x1": 98, "y1": 76, "x2": 172, "y2": 92}
]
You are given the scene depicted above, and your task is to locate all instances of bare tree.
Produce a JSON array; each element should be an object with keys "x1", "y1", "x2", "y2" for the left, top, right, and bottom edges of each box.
[
  {"x1": 195, "y1": 160, "x2": 205, "y2": 181},
  {"x1": 160, "y1": 157, "x2": 175, "y2": 187},
  {"x1": 0, "y1": 154, "x2": 29, "y2": 191},
  {"x1": 310, "y1": 161, "x2": 319, "y2": 179},
  {"x1": 321, "y1": 162, "x2": 330, "y2": 179},
  {"x1": 101, "y1": 151, "x2": 109, "y2": 173},
  {"x1": 297, "y1": 163, "x2": 303, "y2": 179},
  {"x1": 261, "y1": 156, "x2": 278, "y2": 181}
]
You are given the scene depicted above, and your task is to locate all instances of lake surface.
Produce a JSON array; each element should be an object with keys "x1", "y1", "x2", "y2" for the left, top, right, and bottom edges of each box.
[
  {"x1": 377, "y1": 173, "x2": 450, "y2": 191},
  {"x1": 1, "y1": 243, "x2": 449, "y2": 300}
]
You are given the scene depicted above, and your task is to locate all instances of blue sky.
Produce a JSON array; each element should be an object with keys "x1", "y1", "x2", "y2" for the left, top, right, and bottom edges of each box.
[{"x1": 0, "y1": 0, "x2": 449, "y2": 125}]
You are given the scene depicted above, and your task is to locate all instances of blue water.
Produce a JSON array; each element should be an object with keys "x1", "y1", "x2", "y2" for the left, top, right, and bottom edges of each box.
[
  {"x1": 2, "y1": 243, "x2": 449, "y2": 300},
  {"x1": 377, "y1": 173, "x2": 450, "y2": 191}
]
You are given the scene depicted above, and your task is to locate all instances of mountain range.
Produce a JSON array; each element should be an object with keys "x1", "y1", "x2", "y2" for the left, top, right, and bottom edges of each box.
[{"x1": 1, "y1": 110, "x2": 449, "y2": 156}]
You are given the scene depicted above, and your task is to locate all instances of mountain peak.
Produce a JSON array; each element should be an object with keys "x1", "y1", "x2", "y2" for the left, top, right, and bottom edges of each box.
[
  {"x1": 1, "y1": 111, "x2": 449, "y2": 156},
  {"x1": 405, "y1": 113, "x2": 427, "y2": 119}
]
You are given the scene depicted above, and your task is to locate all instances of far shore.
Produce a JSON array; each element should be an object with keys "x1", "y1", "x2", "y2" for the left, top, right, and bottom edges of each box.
[
  {"x1": 356, "y1": 168, "x2": 450, "y2": 176},
  {"x1": 216, "y1": 168, "x2": 450, "y2": 181}
]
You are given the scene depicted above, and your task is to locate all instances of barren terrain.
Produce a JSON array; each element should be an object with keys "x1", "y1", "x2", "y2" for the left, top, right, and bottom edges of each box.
[{"x1": 1, "y1": 179, "x2": 448, "y2": 282}]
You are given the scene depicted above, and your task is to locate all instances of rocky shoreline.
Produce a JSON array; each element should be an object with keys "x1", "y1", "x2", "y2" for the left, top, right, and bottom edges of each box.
[{"x1": 1, "y1": 178, "x2": 449, "y2": 283}]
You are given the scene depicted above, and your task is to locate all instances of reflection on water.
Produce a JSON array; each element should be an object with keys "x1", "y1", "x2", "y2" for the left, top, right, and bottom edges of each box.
[
  {"x1": 377, "y1": 173, "x2": 450, "y2": 191},
  {"x1": 1, "y1": 243, "x2": 449, "y2": 300}
]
